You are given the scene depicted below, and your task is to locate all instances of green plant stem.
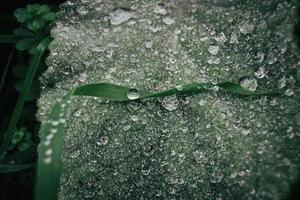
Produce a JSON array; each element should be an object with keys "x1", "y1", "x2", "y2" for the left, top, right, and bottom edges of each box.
[
  {"x1": 0, "y1": 163, "x2": 35, "y2": 173},
  {"x1": 0, "y1": 36, "x2": 52, "y2": 163},
  {"x1": 0, "y1": 49, "x2": 14, "y2": 96}
]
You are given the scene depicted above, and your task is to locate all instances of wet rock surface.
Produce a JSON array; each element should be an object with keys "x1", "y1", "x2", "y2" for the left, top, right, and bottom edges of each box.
[{"x1": 38, "y1": 0, "x2": 300, "y2": 199}]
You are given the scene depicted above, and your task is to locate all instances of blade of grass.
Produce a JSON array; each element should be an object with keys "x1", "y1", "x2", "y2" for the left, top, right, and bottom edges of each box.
[
  {"x1": 35, "y1": 81, "x2": 279, "y2": 200},
  {"x1": 0, "y1": 163, "x2": 35, "y2": 173},
  {"x1": 0, "y1": 34, "x2": 18, "y2": 44},
  {"x1": 0, "y1": 36, "x2": 52, "y2": 162}
]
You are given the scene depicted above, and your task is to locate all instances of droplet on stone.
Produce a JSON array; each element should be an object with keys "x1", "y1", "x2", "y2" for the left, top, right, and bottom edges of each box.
[
  {"x1": 193, "y1": 150, "x2": 207, "y2": 164},
  {"x1": 127, "y1": 89, "x2": 140, "y2": 100},
  {"x1": 239, "y1": 21, "x2": 254, "y2": 35},
  {"x1": 278, "y1": 77, "x2": 286, "y2": 89},
  {"x1": 256, "y1": 52, "x2": 265, "y2": 63},
  {"x1": 229, "y1": 33, "x2": 238, "y2": 44},
  {"x1": 207, "y1": 57, "x2": 220, "y2": 65},
  {"x1": 144, "y1": 40, "x2": 153, "y2": 49},
  {"x1": 97, "y1": 136, "x2": 109, "y2": 146},
  {"x1": 142, "y1": 168, "x2": 150, "y2": 176},
  {"x1": 254, "y1": 67, "x2": 267, "y2": 78},
  {"x1": 154, "y1": 4, "x2": 167, "y2": 15},
  {"x1": 208, "y1": 45, "x2": 219, "y2": 56},
  {"x1": 266, "y1": 52, "x2": 277, "y2": 65},
  {"x1": 241, "y1": 129, "x2": 250, "y2": 136},
  {"x1": 131, "y1": 115, "x2": 139, "y2": 121},
  {"x1": 240, "y1": 78, "x2": 258, "y2": 92},
  {"x1": 79, "y1": 73, "x2": 87, "y2": 82},
  {"x1": 162, "y1": 17, "x2": 175, "y2": 25},
  {"x1": 161, "y1": 96, "x2": 179, "y2": 111},
  {"x1": 284, "y1": 89, "x2": 294, "y2": 96},
  {"x1": 76, "y1": 6, "x2": 88, "y2": 15},
  {"x1": 110, "y1": 8, "x2": 135, "y2": 25}
]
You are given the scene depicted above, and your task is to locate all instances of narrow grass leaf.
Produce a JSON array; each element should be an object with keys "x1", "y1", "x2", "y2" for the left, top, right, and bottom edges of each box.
[{"x1": 16, "y1": 37, "x2": 37, "y2": 51}]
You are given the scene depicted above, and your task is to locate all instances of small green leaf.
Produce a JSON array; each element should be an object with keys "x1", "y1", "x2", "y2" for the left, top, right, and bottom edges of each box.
[
  {"x1": 11, "y1": 128, "x2": 26, "y2": 144},
  {"x1": 16, "y1": 37, "x2": 37, "y2": 51},
  {"x1": 32, "y1": 19, "x2": 45, "y2": 30},
  {"x1": 42, "y1": 12, "x2": 56, "y2": 21},
  {"x1": 36, "y1": 5, "x2": 51, "y2": 15},
  {"x1": 14, "y1": 8, "x2": 31, "y2": 22},
  {"x1": 13, "y1": 28, "x2": 37, "y2": 38}
]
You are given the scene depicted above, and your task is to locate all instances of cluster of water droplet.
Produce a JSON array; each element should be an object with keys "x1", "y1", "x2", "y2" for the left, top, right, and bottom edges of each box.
[{"x1": 37, "y1": 0, "x2": 300, "y2": 199}]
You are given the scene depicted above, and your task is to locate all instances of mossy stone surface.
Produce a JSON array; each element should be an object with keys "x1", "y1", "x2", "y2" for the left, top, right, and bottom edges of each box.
[{"x1": 38, "y1": 0, "x2": 300, "y2": 199}]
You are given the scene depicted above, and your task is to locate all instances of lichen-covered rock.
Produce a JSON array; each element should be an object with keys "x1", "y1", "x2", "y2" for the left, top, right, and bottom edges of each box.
[{"x1": 37, "y1": 0, "x2": 300, "y2": 199}]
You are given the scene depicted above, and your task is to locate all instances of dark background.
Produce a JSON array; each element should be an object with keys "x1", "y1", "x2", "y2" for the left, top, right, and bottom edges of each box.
[{"x1": 0, "y1": 0, "x2": 300, "y2": 200}]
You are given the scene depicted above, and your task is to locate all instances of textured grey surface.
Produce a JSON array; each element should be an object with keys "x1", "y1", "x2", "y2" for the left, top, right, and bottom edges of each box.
[{"x1": 38, "y1": 0, "x2": 300, "y2": 199}]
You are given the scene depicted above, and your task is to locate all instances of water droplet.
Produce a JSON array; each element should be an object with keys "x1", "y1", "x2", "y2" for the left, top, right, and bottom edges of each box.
[
  {"x1": 241, "y1": 129, "x2": 250, "y2": 136},
  {"x1": 131, "y1": 115, "x2": 139, "y2": 122},
  {"x1": 229, "y1": 33, "x2": 238, "y2": 44},
  {"x1": 43, "y1": 157, "x2": 52, "y2": 164},
  {"x1": 255, "y1": 67, "x2": 267, "y2": 78},
  {"x1": 193, "y1": 150, "x2": 207, "y2": 164},
  {"x1": 45, "y1": 149, "x2": 53, "y2": 156},
  {"x1": 50, "y1": 129, "x2": 58, "y2": 134},
  {"x1": 266, "y1": 52, "x2": 277, "y2": 65},
  {"x1": 79, "y1": 73, "x2": 87, "y2": 82},
  {"x1": 208, "y1": 45, "x2": 219, "y2": 56},
  {"x1": 175, "y1": 85, "x2": 183, "y2": 91},
  {"x1": 240, "y1": 78, "x2": 258, "y2": 92},
  {"x1": 154, "y1": 4, "x2": 167, "y2": 15},
  {"x1": 123, "y1": 124, "x2": 131, "y2": 131},
  {"x1": 239, "y1": 21, "x2": 254, "y2": 35},
  {"x1": 46, "y1": 134, "x2": 54, "y2": 141},
  {"x1": 284, "y1": 89, "x2": 294, "y2": 96},
  {"x1": 141, "y1": 168, "x2": 150, "y2": 175},
  {"x1": 256, "y1": 52, "x2": 265, "y2": 63},
  {"x1": 162, "y1": 17, "x2": 175, "y2": 25},
  {"x1": 97, "y1": 136, "x2": 109, "y2": 146},
  {"x1": 278, "y1": 77, "x2": 286, "y2": 89},
  {"x1": 161, "y1": 96, "x2": 179, "y2": 111},
  {"x1": 110, "y1": 8, "x2": 135, "y2": 25},
  {"x1": 127, "y1": 89, "x2": 140, "y2": 100},
  {"x1": 51, "y1": 121, "x2": 59, "y2": 126},
  {"x1": 43, "y1": 140, "x2": 51, "y2": 146},
  {"x1": 207, "y1": 57, "x2": 220, "y2": 65},
  {"x1": 76, "y1": 6, "x2": 88, "y2": 15},
  {"x1": 144, "y1": 40, "x2": 153, "y2": 49}
]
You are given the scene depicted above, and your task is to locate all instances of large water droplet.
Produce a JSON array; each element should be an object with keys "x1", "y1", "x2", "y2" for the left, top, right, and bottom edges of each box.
[
  {"x1": 255, "y1": 67, "x2": 267, "y2": 78},
  {"x1": 239, "y1": 21, "x2": 254, "y2": 35},
  {"x1": 110, "y1": 8, "x2": 135, "y2": 25},
  {"x1": 162, "y1": 17, "x2": 175, "y2": 25},
  {"x1": 127, "y1": 89, "x2": 140, "y2": 100},
  {"x1": 240, "y1": 78, "x2": 258, "y2": 92},
  {"x1": 97, "y1": 136, "x2": 109, "y2": 146},
  {"x1": 208, "y1": 45, "x2": 219, "y2": 55},
  {"x1": 161, "y1": 96, "x2": 179, "y2": 111}
]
